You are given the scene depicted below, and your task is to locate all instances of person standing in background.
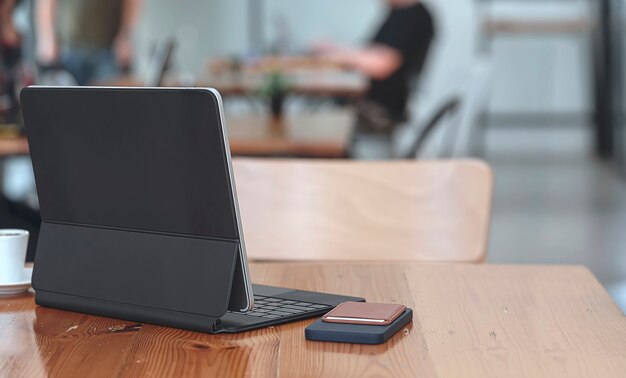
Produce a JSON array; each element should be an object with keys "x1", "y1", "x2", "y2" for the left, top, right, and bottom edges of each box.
[
  {"x1": 315, "y1": 0, "x2": 435, "y2": 159},
  {"x1": 1, "y1": 0, "x2": 24, "y2": 123},
  {"x1": 1, "y1": 0, "x2": 21, "y2": 55},
  {"x1": 35, "y1": 0, "x2": 141, "y2": 85}
]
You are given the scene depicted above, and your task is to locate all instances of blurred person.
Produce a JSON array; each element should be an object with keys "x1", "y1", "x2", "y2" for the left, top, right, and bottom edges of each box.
[
  {"x1": 0, "y1": 0, "x2": 40, "y2": 260},
  {"x1": 315, "y1": 0, "x2": 434, "y2": 159},
  {"x1": 1, "y1": 0, "x2": 20, "y2": 79},
  {"x1": 1, "y1": 0, "x2": 25, "y2": 123},
  {"x1": 35, "y1": 0, "x2": 141, "y2": 85},
  {"x1": 1, "y1": 0, "x2": 21, "y2": 55}
]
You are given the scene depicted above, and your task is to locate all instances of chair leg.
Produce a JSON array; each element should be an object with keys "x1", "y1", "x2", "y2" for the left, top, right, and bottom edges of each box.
[
  {"x1": 349, "y1": 134, "x2": 394, "y2": 160},
  {"x1": 470, "y1": 111, "x2": 489, "y2": 158}
]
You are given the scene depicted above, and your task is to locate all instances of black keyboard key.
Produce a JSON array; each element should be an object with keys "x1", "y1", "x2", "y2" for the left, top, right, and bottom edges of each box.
[
  {"x1": 274, "y1": 307, "x2": 303, "y2": 314},
  {"x1": 242, "y1": 296, "x2": 330, "y2": 320},
  {"x1": 282, "y1": 304, "x2": 315, "y2": 312}
]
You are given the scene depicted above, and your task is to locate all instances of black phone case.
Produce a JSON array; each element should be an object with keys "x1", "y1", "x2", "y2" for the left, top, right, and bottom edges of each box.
[{"x1": 305, "y1": 308, "x2": 413, "y2": 344}]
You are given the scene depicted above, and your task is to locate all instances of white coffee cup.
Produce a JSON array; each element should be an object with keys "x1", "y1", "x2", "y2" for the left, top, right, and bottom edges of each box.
[{"x1": 0, "y1": 229, "x2": 29, "y2": 284}]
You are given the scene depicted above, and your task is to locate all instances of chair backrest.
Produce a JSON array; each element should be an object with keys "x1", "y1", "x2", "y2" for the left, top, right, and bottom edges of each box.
[
  {"x1": 403, "y1": 96, "x2": 462, "y2": 159},
  {"x1": 409, "y1": 57, "x2": 494, "y2": 159},
  {"x1": 233, "y1": 158, "x2": 493, "y2": 262},
  {"x1": 452, "y1": 57, "x2": 494, "y2": 157},
  {"x1": 143, "y1": 39, "x2": 176, "y2": 87}
]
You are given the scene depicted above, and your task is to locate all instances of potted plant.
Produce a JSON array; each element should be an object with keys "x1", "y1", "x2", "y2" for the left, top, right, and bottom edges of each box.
[{"x1": 260, "y1": 71, "x2": 291, "y2": 122}]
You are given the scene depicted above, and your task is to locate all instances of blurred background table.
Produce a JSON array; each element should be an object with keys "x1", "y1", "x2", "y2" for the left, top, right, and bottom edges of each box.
[
  {"x1": 102, "y1": 71, "x2": 366, "y2": 99},
  {"x1": 196, "y1": 71, "x2": 366, "y2": 98},
  {"x1": 203, "y1": 55, "x2": 367, "y2": 98},
  {"x1": 226, "y1": 111, "x2": 352, "y2": 157},
  {"x1": 0, "y1": 111, "x2": 353, "y2": 159}
]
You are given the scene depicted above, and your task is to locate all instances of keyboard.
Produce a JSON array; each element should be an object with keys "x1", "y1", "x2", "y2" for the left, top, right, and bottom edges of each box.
[{"x1": 229, "y1": 295, "x2": 332, "y2": 320}]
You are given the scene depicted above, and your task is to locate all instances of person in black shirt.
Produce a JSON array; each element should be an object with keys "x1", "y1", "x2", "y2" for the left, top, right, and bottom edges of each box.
[
  {"x1": 315, "y1": 0, "x2": 435, "y2": 158},
  {"x1": 368, "y1": 1, "x2": 434, "y2": 120}
]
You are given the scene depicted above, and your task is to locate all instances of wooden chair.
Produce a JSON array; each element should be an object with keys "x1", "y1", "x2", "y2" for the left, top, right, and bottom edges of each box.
[
  {"x1": 405, "y1": 57, "x2": 494, "y2": 160},
  {"x1": 403, "y1": 97, "x2": 462, "y2": 159},
  {"x1": 233, "y1": 158, "x2": 493, "y2": 262}
]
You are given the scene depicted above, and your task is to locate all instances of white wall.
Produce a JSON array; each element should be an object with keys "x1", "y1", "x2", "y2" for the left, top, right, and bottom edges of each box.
[
  {"x1": 415, "y1": 0, "x2": 480, "y2": 110},
  {"x1": 135, "y1": 0, "x2": 249, "y2": 76},
  {"x1": 262, "y1": 0, "x2": 382, "y2": 49},
  {"x1": 486, "y1": 1, "x2": 592, "y2": 116},
  {"x1": 134, "y1": 0, "x2": 380, "y2": 76}
]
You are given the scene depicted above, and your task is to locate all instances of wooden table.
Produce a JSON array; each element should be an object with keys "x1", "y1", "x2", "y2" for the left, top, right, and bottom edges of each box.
[
  {"x1": 233, "y1": 159, "x2": 492, "y2": 262},
  {"x1": 206, "y1": 55, "x2": 368, "y2": 98},
  {"x1": 198, "y1": 72, "x2": 366, "y2": 98},
  {"x1": 226, "y1": 111, "x2": 352, "y2": 157},
  {"x1": 101, "y1": 70, "x2": 367, "y2": 99},
  {"x1": 0, "y1": 111, "x2": 352, "y2": 159},
  {"x1": 1, "y1": 262, "x2": 624, "y2": 377}
]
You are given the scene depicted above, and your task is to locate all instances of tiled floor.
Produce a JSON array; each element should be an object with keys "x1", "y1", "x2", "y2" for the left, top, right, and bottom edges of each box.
[{"x1": 483, "y1": 121, "x2": 626, "y2": 311}]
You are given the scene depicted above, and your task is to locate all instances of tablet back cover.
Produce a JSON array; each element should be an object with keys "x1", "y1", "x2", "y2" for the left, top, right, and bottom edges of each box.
[{"x1": 21, "y1": 87, "x2": 241, "y2": 332}]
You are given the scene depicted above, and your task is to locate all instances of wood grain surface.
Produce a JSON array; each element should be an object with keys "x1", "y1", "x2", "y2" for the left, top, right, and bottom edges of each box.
[
  {"x1": 226, "y1": 111, "x2": 352, "y2": 158},
  {"x1": 233, "y1": 159, "x2": 493, "y2": 262},
  {"x1": 2, "y1": 263, "x2": 624, "y2": 377}
]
